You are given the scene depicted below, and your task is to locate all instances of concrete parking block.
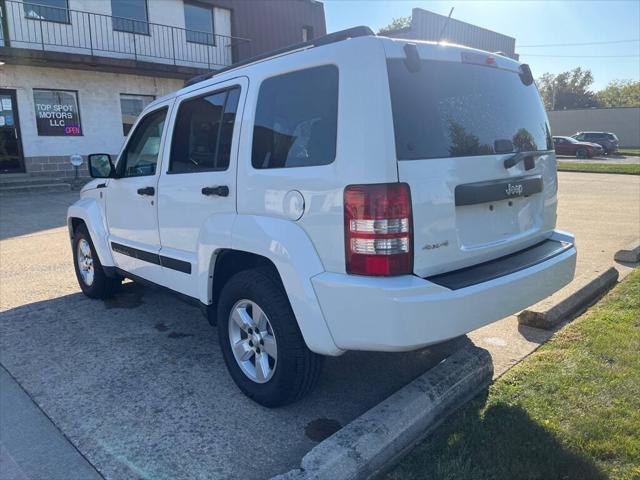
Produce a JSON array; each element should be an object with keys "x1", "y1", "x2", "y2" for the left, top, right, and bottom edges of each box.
[
  {"x1": 614, "y1": 240, "x2": 640, "y2": 263},
  {"x1": 273, "y1": 346, "x2": 492, "y2": 480},
  {"x1": 518, "y1": 266, "x2": 619, "y2": 329}
]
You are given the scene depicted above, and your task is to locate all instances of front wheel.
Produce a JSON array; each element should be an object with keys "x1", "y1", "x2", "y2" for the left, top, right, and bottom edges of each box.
[
  {"x1": 73, "y1": 225, "x2": 119, "y2": 299},
  {"x1": 576, "y1": 148, "x2": 588, "y2": 159},
  {"x1": 217, "y1": 267, "x2": 323, "y2": 407}
]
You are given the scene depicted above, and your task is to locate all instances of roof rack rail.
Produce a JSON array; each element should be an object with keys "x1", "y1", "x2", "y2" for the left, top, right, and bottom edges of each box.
[{"x1": 184, "y1": 26, "x2": 375, "y2": 87}]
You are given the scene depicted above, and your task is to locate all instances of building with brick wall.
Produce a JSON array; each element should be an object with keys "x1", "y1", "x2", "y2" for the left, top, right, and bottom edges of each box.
[{"x1": 0, "y1": 0, "x2": 325, "y2": 184}]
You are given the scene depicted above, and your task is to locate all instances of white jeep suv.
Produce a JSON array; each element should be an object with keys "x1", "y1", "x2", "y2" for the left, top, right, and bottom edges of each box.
[{"x1": 68, "y1": 27, "x2": 577, "y2": 407}]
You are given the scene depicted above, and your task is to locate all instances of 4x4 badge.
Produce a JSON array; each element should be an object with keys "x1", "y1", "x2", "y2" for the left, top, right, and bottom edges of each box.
[{"x1": 423, "y1": 240, "x2": 449, "y2": 250}]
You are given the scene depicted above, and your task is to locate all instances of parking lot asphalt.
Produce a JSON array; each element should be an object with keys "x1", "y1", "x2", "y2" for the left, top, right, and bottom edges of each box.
[{"x1": 1, "y1": 171, "x2": 638, "y2": 480}]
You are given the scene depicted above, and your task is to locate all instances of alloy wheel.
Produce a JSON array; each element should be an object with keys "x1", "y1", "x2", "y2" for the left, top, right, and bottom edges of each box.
[
  {"x1": 228, "y1": 299, "x2": 278, "y2": 383},
  {"x1": 76, "y1": 238, "x2": 95, "y2": 287}
]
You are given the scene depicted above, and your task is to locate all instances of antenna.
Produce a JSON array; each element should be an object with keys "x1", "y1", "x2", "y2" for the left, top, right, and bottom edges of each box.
[{"x1": 438, "y1": 7, "x2": 455, "y2": 42}]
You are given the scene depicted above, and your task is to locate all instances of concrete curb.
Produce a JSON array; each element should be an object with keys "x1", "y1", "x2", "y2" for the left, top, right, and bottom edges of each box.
[
  {"x1": 518, "y1": 266, "x2": 619, "y2": 329},
  {"x1": 273, "y1": 346, "x2": 492, "y2": 480},
  {"x1": 614, "y1": 240, "x2": 640, "y2": 263}
]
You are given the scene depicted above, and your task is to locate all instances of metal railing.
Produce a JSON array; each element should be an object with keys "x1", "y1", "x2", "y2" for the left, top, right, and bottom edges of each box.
[{"x1": 2, "y1": 0, "x2": 251, "y2": 69}]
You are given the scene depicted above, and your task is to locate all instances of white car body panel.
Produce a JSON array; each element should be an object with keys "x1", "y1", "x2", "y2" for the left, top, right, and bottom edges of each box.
[
  {"x1": 104, "y1": 98, "x2": 174, "y2": 285},
  {"x1": 155, "y1": 77, "x2": 248, "y2": 298},
  {"x1": 230, "y1": 215, "x2": 341, "y2": 355},
  {"x1": 67, "y1": 193, "x2": 114, "y2": 267},
  {"x1": 235, "y1": 37, "x2": 397, "y2": 274},
  {"x1": 313, "y1": 230, "x2": 576, "y2": 352}
]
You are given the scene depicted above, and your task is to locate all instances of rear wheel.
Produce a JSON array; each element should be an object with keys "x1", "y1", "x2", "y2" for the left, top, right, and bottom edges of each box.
[
  {"x1": 217, "y1": 267, "x2": 323, "y2": 407},
  {"x1": 576, "y1": 148, "x2": 588, "y2": 159},
  {"x1": 73, "y1": 225, "x2": 119, "y2": 299}
]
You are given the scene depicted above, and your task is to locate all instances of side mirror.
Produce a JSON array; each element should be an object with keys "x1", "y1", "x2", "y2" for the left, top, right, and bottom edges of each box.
[{"x1": 88, "y1": 154, "x2": 115, "y2": 178}]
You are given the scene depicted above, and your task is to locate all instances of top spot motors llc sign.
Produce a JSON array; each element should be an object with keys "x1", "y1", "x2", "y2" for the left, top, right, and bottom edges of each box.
[{"x1": 33, "y1": 89, "x2": 82, "y2": 136}]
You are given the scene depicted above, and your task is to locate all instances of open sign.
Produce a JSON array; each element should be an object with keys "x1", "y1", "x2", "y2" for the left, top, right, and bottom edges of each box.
[{"x1": 65, "y1": 125, "x2": 82, "y2": 135}]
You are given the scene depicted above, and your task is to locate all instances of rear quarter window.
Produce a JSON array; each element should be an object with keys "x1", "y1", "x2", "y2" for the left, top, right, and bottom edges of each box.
[{"x1": 251, "y1": 65, "x2": 338, "y2": 169}]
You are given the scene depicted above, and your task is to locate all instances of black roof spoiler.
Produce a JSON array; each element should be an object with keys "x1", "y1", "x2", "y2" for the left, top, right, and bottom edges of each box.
[{"x1": 184, "y1": 26, "x2": 375, "y2": 87}]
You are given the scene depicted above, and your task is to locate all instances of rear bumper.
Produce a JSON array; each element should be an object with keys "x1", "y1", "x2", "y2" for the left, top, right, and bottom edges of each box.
[{"x1": 312, "y1": 230, "x2": 576, "y2": 352}]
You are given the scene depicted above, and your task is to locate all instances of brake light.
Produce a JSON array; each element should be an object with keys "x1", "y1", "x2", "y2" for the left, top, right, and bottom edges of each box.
[{"x1": 344, "y1": 183, "x2": 413, "y2": 276}]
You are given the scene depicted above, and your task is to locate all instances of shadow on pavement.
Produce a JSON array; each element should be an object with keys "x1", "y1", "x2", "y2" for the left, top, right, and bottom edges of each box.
[
  {"x1": 0, "y1": 281, "x2": 468, "y2": 480},
  {"x1": 0, "y1": 192, "x2": 77, "y2": 240}
]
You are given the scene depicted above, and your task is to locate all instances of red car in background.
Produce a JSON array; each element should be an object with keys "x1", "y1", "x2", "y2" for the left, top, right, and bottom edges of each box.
[{"x1": 552, "y1": 136, "x2": 603, "y2": 158}]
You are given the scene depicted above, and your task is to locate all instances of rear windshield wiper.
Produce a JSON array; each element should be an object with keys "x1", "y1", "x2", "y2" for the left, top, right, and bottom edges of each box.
[{"x1": 504, "y1": 151, "x2": 546, "y2": 170}]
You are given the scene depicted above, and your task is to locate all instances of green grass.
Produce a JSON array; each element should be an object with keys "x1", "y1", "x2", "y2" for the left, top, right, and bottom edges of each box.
[
  {"x1": 618, "y1": 148, "x2": 640, "y2": 156},
  {"x1": 557, "y1": 162, "x2": 640, "y2": 175},
  {"x1": 386, "y1": 270, "x2": 640, "y2": 480}
]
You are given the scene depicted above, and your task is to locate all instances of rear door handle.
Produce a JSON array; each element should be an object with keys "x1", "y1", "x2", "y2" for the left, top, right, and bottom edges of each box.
[
  {"x1": 137, "y1": 186, "x2": 155, "y2": 196},
  {"x1": 201, "y1": 185, "x2": 229, "y2": 197}
]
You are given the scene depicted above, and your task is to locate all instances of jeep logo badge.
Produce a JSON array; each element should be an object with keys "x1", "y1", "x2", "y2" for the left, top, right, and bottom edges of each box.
[{"x1": 505, "y1": 183, "x2": 524, "y2": 196}]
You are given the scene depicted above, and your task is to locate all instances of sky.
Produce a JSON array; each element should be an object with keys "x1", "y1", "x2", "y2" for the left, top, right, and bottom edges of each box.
[{"x1": 323, "y1": 0, "x2": 640, "y2": 91}]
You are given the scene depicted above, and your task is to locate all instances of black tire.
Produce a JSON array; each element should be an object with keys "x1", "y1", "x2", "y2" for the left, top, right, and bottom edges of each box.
[
  {"x1": 217, "y1": 267, "x2": 323, "y2": 407},
  {"x1": 576, "y1": 148, "x2": 588, "y2": 159},
  {"x1": 72, "y1": 224, "x2": 119, "y2": 299}
]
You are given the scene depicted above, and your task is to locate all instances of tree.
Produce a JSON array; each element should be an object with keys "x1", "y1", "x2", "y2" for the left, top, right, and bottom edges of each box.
[
  {"x1": 378, "y1": 16, "x2": 411, "y2": 35},
  {"x1": 536, "y1": 67, "x2": 600, "y2": 110},
  {"x1": 597, "y1": 80, "x2": 640, "y2": 108},
  {"x1": 447, "y1": 120, "x2": 492, "y2": 156}
]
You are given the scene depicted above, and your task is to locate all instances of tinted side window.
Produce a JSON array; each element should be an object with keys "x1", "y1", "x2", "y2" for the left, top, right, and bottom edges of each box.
[
  {"x1": 170, "y1": 88, "x2": 240, "y2": 173},
  {"x1": 120, "y1": 108, "x2": 167, "y2": 177},
  {"x1": 252, "y1": 65, "x2": 338, "y2": 169}
]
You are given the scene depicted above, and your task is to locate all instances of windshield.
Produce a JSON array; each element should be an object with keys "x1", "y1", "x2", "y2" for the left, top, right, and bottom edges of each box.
[{"x1": 387, "y1": 59, "x2": 553, "y2": 160}]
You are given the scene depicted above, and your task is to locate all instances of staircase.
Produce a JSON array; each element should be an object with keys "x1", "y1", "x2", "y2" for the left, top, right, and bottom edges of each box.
[{"x1": 0, "y1": 173, "x2": 74, "y2": 195}]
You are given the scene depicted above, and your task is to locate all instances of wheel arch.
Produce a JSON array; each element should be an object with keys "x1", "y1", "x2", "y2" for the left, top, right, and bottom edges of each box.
[
  {"x1": 199, "y1": 215, "x2": 342, "y2": 356},
  {"x1": 67, "y1": 197, "x2": 114, "y2": 267}
]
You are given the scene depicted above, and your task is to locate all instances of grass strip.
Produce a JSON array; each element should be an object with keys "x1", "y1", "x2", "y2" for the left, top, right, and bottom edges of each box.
[{"x1": 557, "y1": 162, "x2": 640, "y2": 175}]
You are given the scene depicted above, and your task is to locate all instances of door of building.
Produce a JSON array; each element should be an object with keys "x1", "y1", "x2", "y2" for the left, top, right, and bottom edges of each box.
[{"x1": 0, "y1": 89, "x2": 25, "y2": 174}]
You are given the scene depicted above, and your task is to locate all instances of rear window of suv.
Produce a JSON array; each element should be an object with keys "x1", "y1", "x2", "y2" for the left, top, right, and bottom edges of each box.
[{"x1": 387, "y1": 59, "x2": 553, "y2": 160}]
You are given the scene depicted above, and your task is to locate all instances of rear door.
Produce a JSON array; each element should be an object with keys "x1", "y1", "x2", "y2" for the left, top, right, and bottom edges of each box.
[
  {"x1": 156, "y1": 77, "x2": 246, "y2": 298},
  {"x1": 384, "y1": 44, "x2": 557, "y2": 277}
]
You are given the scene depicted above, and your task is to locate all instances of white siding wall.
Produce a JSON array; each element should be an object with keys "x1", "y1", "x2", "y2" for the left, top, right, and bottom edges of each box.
[
  {"x1": 4, "y1": 0, "x2": 234, "y2": 68},
  {"x1": 2, "y1": 64, "x2": 182, "y2": 158}
]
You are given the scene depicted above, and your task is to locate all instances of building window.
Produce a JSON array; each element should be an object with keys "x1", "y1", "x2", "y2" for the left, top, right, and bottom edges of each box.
[
  {"x1": 184, "y1": 2, "x2": 215, "y2": 46},
  {"x1": 33, "y1": 89, "x2": 82, "y2": 136},
  {"x1": 23, "y1": 0, "x2": 69, "y2": 24},
  {"x1": 111, "y1": 0, "x2": 149, "y2": 35},
  {"x1": 120, "y1": 94, "x2": 154, "y2": 136},
  {"x1": 252, "y1": 66, "x2": 338, "y2": 169},
  {"x1": 302, "y1": 26, "x2": 313, "y2": 42},
  {"x1": 170, "y1": 88, "x2": 240, "y2": 173}
]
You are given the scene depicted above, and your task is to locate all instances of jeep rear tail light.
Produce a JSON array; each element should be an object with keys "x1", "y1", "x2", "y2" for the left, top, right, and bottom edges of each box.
[{"x1": 344, "y1": 183, "x2": 413, "y2": 276}]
